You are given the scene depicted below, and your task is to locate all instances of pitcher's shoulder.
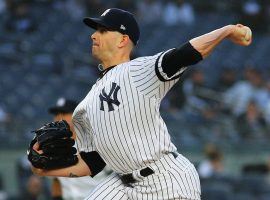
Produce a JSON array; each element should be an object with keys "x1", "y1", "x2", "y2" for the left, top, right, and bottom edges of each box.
[{"x1": 72, "y1": 99, "x2": 87, "y2": 119}]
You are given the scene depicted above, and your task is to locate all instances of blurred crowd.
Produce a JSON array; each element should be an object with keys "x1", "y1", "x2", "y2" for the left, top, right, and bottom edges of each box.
[
  {"x1": 0, "y1": 0, "x2": 197, "y2": 33},
  {"x1": 1, "y1": 0, "x2": 270, "y2": 32},
  {"x1": 162, "y1": 66, "x2": 270, "y2": 144},
  {"x1": 0, "y1": 155, "x2": 51, "y2": 200},
  {"x1": 0, "y1": 0, "x2": 269, "y2": 145},
  {"x1": 198, "y1": 144, "x2": 270, "y2": 200}
]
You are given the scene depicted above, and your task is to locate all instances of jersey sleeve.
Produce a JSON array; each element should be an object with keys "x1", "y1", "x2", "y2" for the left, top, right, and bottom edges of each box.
[
  {"x1": 129, "y1": 50, "x2": 187, "y2": 98},
  {"x1": 73, "y1": 116, "x2": 95, "y2": 153},
  {"x1": 155, "y1": 49, "x2": 187, "y2": 81}
]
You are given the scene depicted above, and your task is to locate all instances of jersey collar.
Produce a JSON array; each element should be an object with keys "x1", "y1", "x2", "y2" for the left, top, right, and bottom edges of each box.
[{"x1": 99, "y1": 65, "x2": 116, "y2": 78}]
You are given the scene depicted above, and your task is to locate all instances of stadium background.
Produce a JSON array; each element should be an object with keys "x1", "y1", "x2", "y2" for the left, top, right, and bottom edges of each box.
[{"x1": 0, "y1": 0, "x2": 270, "y2": 199}]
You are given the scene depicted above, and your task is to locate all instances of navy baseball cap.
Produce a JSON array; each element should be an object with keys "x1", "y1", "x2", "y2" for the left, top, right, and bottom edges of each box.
[
  {"x1": 48, "y1": 98, "x2": 78, "y2": 115},
  {"x1": 83, "y1": 8, "x2": 140, "y2": 45}
]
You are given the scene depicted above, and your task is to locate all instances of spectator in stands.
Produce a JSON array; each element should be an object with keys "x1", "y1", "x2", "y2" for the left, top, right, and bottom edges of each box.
[
  {"x1": 62, "y1": 0, "x2": 86, "y2": 20},
  {"x1": 182, "y1": 69, "x2": 219, "y2": 124},
  {"x1": 242, "y1": 156, "x2": 270, "y2": 175},
  {"x1": 161, "y1": 83, "x2": 186, "y2": 114},
  {"x1": 0, "y1": 106, "x2": 11, "y2": 138},
  {"x1": 22, "y1": 175, "x2": 44, "y2": 200},
  {"x1": 264, "y1": 1, "x2": 270, "y2": 32},
  {"x1": 163, "y1": 0, "x2": 195, "y2": 26},
  {"x1": 251, "y1": 71, "x2": 269, "y2": 114},
  {"x1": 115, "y1": 0, "x2": 137, "y2": 14},
  {"x1": 16, "y1": 155, "x2": 50, "y2": 200},
  {"x1": 223, "y1": 67, "x2": 268, "y2": 117},
  {"x1": 4, "y1": 0, "x2": 37, "y2": 32},
  {"x1": 0, "y1": 173, "x2": 7, "y2": 200},
  {"x1": 236, "y1": 100, "x2": 268, "y2": 139},
  {"x1": 83, "y1": 0, "x2": 105, "y2": 16},
  {"x1": 198, "y1": 144, "x2": 225, "y2": 179},
  {"x1": 17, "y1": 155, "x2": 33, "y2": 198},
  {"x1": 240, "y1": 0, "x2": 266, "y2": 33},
  {"x1": 263, "y1": 81, "x2": 270, "y2": 125},
  {"x1": 215, "y1": 68, "x2": 236, "y2": 92},
  {"x1": 0, "y1": 106, "x2": 9, "y2": 123},
  {"x1": 0, "y1": 0, "x2": 6, "y2": 15},
  {"x1": 136, "y1": 0, "x2": 162, "y2": 24}
]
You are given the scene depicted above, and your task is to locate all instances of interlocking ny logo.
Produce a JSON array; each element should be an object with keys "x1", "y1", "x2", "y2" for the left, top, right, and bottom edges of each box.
[{"x1": 99, "y1": 82, "x2": 120, "y2": 112}]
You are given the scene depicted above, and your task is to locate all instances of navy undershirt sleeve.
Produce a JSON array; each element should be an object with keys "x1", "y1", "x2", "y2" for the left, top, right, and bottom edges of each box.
[
  {"x1": 161, "y1": 42, "x2": 203, "y2": 78},
  {"x1": 80, "y1": 151, "x2": 106, "y2": 177}
]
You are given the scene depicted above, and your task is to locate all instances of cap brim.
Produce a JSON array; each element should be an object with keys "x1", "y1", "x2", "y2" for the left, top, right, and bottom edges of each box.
[
  {"x1": 83, "y1": 17, "x2": 110, "y2": 30},
  {"x1": 48, "y1": 107, "x2": 72, "y2": 115}
]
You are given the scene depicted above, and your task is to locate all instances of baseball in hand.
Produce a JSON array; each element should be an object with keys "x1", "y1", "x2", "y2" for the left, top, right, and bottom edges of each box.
[
  {"x1": 244, "y1": 26, "x2": 252, "y2": 41},
  {"x1": 229, "y1": 24, "x2": 252, "y2": 46}
]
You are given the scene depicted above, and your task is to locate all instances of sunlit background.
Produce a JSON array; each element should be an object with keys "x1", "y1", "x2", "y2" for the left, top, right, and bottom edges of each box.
[{"x1": 0, "y1": 0, "x2": 270, "y2": 199}]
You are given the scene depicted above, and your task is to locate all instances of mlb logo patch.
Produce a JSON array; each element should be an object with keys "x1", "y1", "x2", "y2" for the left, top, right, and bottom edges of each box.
[{"x1": 120, "y1": 25, "x2": 126, "y2": 30}]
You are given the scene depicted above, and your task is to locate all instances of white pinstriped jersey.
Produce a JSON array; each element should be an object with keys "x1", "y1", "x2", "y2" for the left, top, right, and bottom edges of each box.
[{"x1": 73, "y1": 49, "x2": 187, "y2": 174}]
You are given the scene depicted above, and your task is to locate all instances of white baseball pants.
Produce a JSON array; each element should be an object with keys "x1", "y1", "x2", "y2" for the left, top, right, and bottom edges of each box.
[{"x1": 85, "y1": 153, "x2": 201, "y2": 200}]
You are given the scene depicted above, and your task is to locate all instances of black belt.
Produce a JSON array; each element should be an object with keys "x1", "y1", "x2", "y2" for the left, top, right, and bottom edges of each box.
[
  {"x1": 120, "y1": 152, "x2": 178, "y2": 185},
  {"x1": 120, "y1": 167, "x2": 154, "y2": 184}
]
